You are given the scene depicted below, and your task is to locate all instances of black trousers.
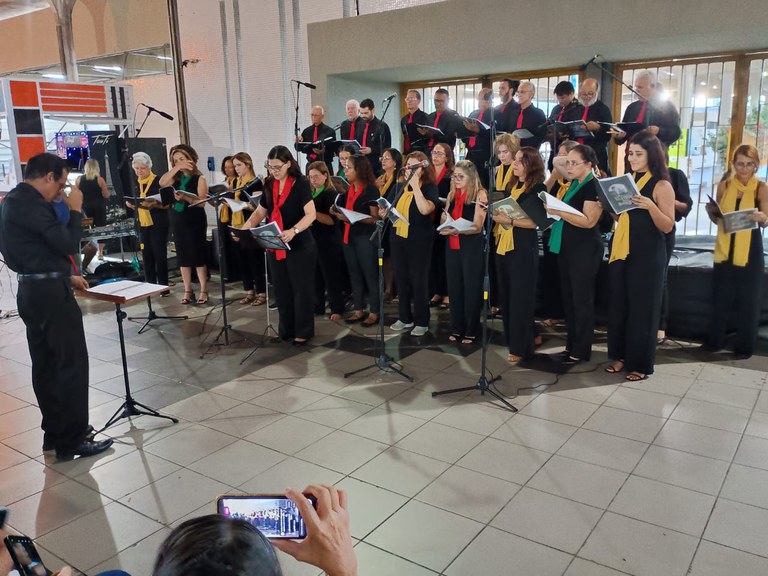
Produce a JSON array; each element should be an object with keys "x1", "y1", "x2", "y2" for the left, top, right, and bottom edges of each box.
[
  {"x1": 607, "y1": 247, "x2": 665, "y2": 375},
  {"x1": 316, "y1": 237, "x2": 346, "y2": 315},
  {"x1": 270, "y1": 244, "x2": 317, "y2": 340},
  {"x1": 708, "y1": 259, "x2": 764, "y2": 356},
  {"x1": 559, "y1": 239, "x2": 602, "y2": 360},
  {"x1": 539, "y1": 233, "x2": 564, "y2": 319},
  {"x1": 140, "y1": 221, "x2": 169, "y2": 286},
  {"x1": 342, "y1": 233, "x2": 380, "y2": 314},
  {"x1": 235, "y1": 243, "x2": 266, "y2": 293},
  {"x1": 496, "y1": 238, "x2": 539, "y2": 357},
  {"x1": 18, "y1": 278, "x2": 90, "y2": 453},
  {"x1": 429, "y1": 233, "x2": 448, "y2": 296},
  {"x1": 659, "y1": 230, "x2": 676, "y2": 331},
  {"x1": 445, "y1": 236, "x2": 484, "y2": 338},
  {"x1": 391, "y1": 235, "x2": 434, "y2": 326}
]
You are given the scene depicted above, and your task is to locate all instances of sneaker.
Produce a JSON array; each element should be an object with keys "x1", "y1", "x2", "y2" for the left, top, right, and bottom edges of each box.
[
  {"x1": 410, "y1": 325, "x2": 428, "y2": 337},
  {"x1": 390, "y1": 320, "x2": 414, "y2": 331},
  {"x1": 268, "y1": 300, "x2": 278, "y2": 310}
]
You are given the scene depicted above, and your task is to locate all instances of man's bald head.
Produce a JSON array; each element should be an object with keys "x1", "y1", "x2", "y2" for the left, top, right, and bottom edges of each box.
[{"x1": 579, "y1": 78, "x2": 600, "y2": 107}]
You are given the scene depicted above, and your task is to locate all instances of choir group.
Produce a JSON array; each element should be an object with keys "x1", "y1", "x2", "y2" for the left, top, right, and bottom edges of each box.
[{"x1": 128, "y1": 71, "x2": 768, "y2": 382}]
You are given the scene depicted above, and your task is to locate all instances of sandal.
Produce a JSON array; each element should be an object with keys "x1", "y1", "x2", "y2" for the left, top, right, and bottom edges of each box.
[
  {"x1": 605, "y1": 360, "x2": 625, "y2": 374},
  {"x1": 196, "y1": 291, "x2": 209, "y2": 305},
  {"x1": 329, "y1": 313, "x2": 343, "y2": 322},
  {"x1": 508, "y1": 354, "x2": 523, "y2": 363},
  {"x1": 181, "y1": 291, "x2": 195, "y2": 305},
  {"x1": 345, "y1": 312, "x2": 366, "y2": 324},
  {"x1": 361, "y1": 313, "x2": 379, "y2": 326},
  {"x1": 626, "y1": 372, "x2": 648, "y2": 382},
  {"x1": 461, "y1": 336, "x2": 476, "y2": 345},
  {"x1": 448, "y1": 333, "x2": 461, "y2": 343},
  {"x1": 240, "y1": 293, "x2": 256, "y2": 305},
  {"x1": 251, "y1": 293, "x2": 267, "y2": 306}
]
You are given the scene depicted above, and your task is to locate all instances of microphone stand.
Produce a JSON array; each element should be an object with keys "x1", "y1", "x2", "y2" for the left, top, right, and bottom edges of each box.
[
  {"x1": 193, "y1": 185, "x2": 257, "y2": 357},
  {"x1": 432, "y1": 97, "x2": 517, "y2": 413},
  {"x1": 344, "y1": 167, "x2": 413, "y2": 381},
  {"x1": 293, "y1": 81, "x2": 304, "y2": 166},
  {"x1": 584, "y1": 59, "x2": 654, "y2": 134}
]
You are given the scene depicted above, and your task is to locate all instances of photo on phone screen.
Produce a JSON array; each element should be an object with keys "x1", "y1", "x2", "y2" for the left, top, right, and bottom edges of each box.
[
  {"x1": 216, "y1": 495, "x2": 315, "y2": 539},
  {"x1": 3, "y1": 536, "x2": 52, "y2": 576}
]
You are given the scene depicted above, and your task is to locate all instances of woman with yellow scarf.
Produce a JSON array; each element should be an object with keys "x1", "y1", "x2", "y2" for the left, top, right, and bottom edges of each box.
[
  {"x1": 704, "y1": 144, "x2": 768, "y2": 359},
  {"x1": 492, "y1": 147, "x2": 548, "y2": 362},
  {"x1": 127, "y1": 152, "x2": 169, "y2": 289},
  {"x1": 605, "y1": 130, "x2": 675, "y2": 381},
  {"x1": 379, "y1": 151, "x2": 440, "y2": 337},
  {"x1": 376, "y1": 148, "x2": 402, "y2": 301}
]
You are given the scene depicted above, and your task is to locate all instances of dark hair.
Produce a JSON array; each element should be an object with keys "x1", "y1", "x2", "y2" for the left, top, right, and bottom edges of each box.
[
  {"x1": 24, "y1": 153, "x2": 69, "y2": 180},
  {"x1": 403, "y1": 151, "x2": 436, "y2": 187},
  {"x1": 501, "y1": 78, "x2": 520, "y2": 94},
  {"x1": 266, "y1": 145, "x2": 303, "y2": 179},
  {"x1": 382, "y1": 148, "x2": 402, "y2": 172},
  {"x1": 359, "y1": 98, "x2": 375, "y2": 110},
  {"x1": 169, "y1": 144, "x2": 202, "y2": 176},
  {"x1": 432, "y1": 142, "x2": 455, "y2": 171},
  {"x1": 513, "y1": 147, "x2": 546, "y2": 190},
  {"x1": 554, "y1": 81, "x2": 575, "y2": 96},
  {"x1": 338, "y1": 144, "x2": 357, "y2": 156},
  {"x1": 220, "y1": 155, "x2": 234, "y2": 174},
  {"x1": 233, "y1": 152, "x2": 255, "y2": 178},
  {"x1": 406, "y1": 89, "x2": 421, "y2": 102},
  {"x1": 628, "y1": 130, "x2": 671, "y2": 182},
  {"x1": 347, "y1": 155, "x2": 376, "y2": 186},
  {"x1": 152, "y1": 515, "x2": 282, "y2": 576},
  {"x1": 435, "y1": 88, "x2": 450, "y2": 98},
  {"x1": 570, "y1": 144, "x2": 599, "y2": 169}
]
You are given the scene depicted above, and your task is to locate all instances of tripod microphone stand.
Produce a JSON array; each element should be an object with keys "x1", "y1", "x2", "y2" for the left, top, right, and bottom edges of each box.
[
  {"x1": 240, "y1": 248, "x2": 280, "y2": 365},
  {"x1": 432, "y1": 97, "x2": 517, "y2": 412}
]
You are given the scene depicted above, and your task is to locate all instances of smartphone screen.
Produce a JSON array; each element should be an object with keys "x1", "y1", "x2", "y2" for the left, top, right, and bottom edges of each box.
[
  {"x1": 216, "y1": 494, "x2": 315, "y2": 539},
  {"x1": 3, "y1": 536, "x2": 52, "y2": 576}
]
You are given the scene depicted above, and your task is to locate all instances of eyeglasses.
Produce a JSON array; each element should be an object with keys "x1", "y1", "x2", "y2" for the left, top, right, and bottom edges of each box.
[
  {"x1": 380, "y1": 156, "x2": 393, "y2": 162},
  {"x1": 431, "y1": 151, "x2": 446, "y2": 157},
  {"x1": 734, "y1": 161, "x2": 756, "y2": 168},
  {"x1": 264, "y1": 162, "x2": 286, "y2": 173},
  {"x1": 404, "y1": 97, "x2": 418, "y2": 102},
  {"x1": 565, "y1": 160, "x2": 586, "y2": 167},
  {"x1": 451, "y1": 173, "x2": 467, "y2": 180}
]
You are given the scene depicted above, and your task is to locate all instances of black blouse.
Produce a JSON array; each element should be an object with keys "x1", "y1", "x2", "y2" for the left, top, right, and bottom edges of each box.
[
  {"x1": 560, "y1": 178, "x2": 601, "y2": 248},
  {"x1": 310, "y1": 186, "x2": 340, "y2": 242},
  {"x1": 259, "y1": 177, "x2": 314, "y2": 251},
  {"x1": 387, "y1": 181, "x2": 440, "y2": 243},
  {"x1": 340, "y1": 183, "x2": 378, "y2": 239}
]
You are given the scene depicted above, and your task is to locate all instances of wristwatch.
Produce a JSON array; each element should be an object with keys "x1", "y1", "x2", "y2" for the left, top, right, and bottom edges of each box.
[{"x1": 293, "y1": 227, "x2": 300, "y2": 235}]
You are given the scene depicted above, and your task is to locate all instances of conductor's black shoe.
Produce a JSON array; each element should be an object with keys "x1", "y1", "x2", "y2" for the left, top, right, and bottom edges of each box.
[
  {"x1": 561, "y1": 356, "x2": 581, "y2": 366},
  {"x1": 56, "y1": 438, "x2": 113, "y2": 461},
  {"x1": 733, "y1": 352, "x2": 752, "y2": 360},
  {"x1": 43, "y1": 425, "x2": 96, "y2": 452}
]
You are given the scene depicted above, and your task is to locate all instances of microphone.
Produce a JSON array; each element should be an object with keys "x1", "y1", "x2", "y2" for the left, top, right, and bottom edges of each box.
[
  {"x1": 405, "y1": 159, "x2": 430, "y2": 171},
  {"x1": 382, "y1": 92, "x2": 397, "y2": 103},
  {"x1": 140, "y1": 103, "x2": 174, "y2": 121},
  {"x1": 579, "y1": 55, "x2": 600, "y2": 71},
  {"x1": 242, "y1": 178, "x2": 264, "y2": 194},
  {"x1": 292, "y1": 79, "x2": 316, "y2": 89}
]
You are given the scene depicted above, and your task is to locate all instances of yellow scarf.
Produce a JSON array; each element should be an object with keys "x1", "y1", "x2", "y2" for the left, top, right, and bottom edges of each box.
[
  {"x1": 219, "y1": 176, "x2": 238, "y2": 224},
  {"x1": 495, "y1": 163, "x2": 514, "y2": 192},
  {"x1": 609, "y1": 171, "x2": 653, "y2": 263},
  {"x1": 137, "y1": 172, "x2": 156, "y2": 227},
  {"x1": 714, "y1": 176, "x2": 759, "y2": 267},
  {"x1": 394, "y1": 185, "x2": 415, "y2": 239},
  {"x1": 495, "y1": 181, "x2": 527, "y2": 255},
  {"x1": 555, "y1": 178, "x2": 570, "y2": 200},
  {"x1": 380, "y1": 173, "x2": 395, "y2": 197},
  {"x1": 230, "y1": 176, "x2": 253, "y2": 228}
]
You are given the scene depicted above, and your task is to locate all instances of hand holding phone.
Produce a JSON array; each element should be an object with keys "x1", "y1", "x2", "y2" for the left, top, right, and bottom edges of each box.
[
  {"x1": 216, "y1": 494, "x2": 316, "y2": 540},
  {"x1": 4, "y1": 536, "x2": 52, "y2": 576}
]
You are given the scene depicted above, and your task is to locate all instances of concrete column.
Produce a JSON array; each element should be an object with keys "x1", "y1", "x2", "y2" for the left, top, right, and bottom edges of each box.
[{"x1": 48, "y1": 0, "x2": 78, "y2": 81}]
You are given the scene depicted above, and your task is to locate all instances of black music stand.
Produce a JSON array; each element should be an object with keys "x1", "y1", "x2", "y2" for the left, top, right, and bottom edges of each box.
[{"x1": 78, "y1": 280, "x2": 179, "y2": 432}]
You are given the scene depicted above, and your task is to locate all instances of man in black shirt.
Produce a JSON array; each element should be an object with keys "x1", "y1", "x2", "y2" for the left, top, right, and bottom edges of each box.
[
  {"x1": 508, "y1": 81, "x2": 547, "y2": 149},
  {"x1": 460, "y1": 87, "x2": 494, "y2": 188},
  {"x1": 400, "y1": 89, "x2": 429, "y2": 153},
  {"x1": 339, "y1": 99, "x2": 364, "y2": 144},
  {"x1": 494, "y1": 77, "x2": 520, "y2": 134},
  {"x1": 296, "y1": 105, "x2": 336, "y2": 173},
  {"x1": 578, "y1": 78, "x2": 614, "y2": 175},
  {"x1": 419, "y1": 88, "x2": 460, "y2": 153},
  {"x1": 547, "y1": 81, "x2": 584, "y2": 169},
  {"x1": 0, "y1": 153, "x2": 113, "y2": 460},
  {"x1": 359, "y1": 98, "x2": 392, "y2": 175}
]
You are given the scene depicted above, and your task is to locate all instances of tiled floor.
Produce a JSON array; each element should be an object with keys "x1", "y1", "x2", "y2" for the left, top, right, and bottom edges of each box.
[{"x1": 2, "y1": 281, "x2": 768, "y2": 575}]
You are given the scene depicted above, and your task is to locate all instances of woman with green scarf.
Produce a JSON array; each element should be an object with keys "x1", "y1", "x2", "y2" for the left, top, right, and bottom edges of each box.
[{"x1": 545, "y1": 144, "x2": 603, "y2": 366}]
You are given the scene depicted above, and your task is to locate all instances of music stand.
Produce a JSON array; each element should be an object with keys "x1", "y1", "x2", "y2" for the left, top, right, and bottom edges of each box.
[{"x1": 78, "y1": 280, "x2": 180, "y2": 432}]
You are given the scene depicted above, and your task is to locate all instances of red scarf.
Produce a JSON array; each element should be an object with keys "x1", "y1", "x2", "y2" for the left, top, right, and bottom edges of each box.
[
  {"x1": 636, "y1": 101, "x2": 647, "y2": 123},
  {"x1": 449, "y1": 189, "x2": 467, "y2": 250},
  {"x1": 343, "y1": 183, "x2": 363, "y2": 244},
  {"x1": 349, "y1": 120, "x2": 356, "y2": 141},
  {"x1": 517, "y1": 107, "x2": 524, "y2": 129},
  {"x1": 435, "y1": 165, "x2": 447, "y2": 184},
  {"x1": 310, "y1": 125, "x2": 319, "y2": 159},
  {"x1": 362, "y1": 122, "x2": 370, "y2": 147},
  {"x1": 429, "y1": 112, "x2": 442, "y2": 148},
  {"x1": 405, "y1": 112, "x2": 414, "y2": 151},
  {"x1": 271, "y1": 176, "x2": 295, "y2": 260},
  {"x1": 468, "y1": 109, "x2": 486, "y2": 149},
  {"x1": 578, "y1": 105, "x2": 590, "y2": 144}
]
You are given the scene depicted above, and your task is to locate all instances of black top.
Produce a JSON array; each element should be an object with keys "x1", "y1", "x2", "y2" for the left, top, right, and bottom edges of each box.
[
  {"x1": 172, "y1": 173, "x2": 203, "y2": 214},
  {"x1": 627, "y1": 172, "x2": 666, "y2": 252},
  {"x1": 510, "y1": 182, "x2": 548, "y2": 248},
  {"x1": 494, "y1": 99, "x2": 520, "y2": 134},
  {"x1": 459, "y1": 108, "x2": 493, "y2": 156},
  {"x1": 447, "y1": 196, "x2": 478, "y2": 222},
  {"x1": 508, "y1": 105, "x2": 547, "y2": 148},
  {"x1": 668, "y1": 167, "x2": 693, "y2": 222},
  {"x1": 360, "y1": 117, "x2": 392, "y2": 175},
  {"x1": 310, "y1": 186, "x2": 341, "y2": 243},
  {"x1": 298, "y1": 122, "x2": 336, "y2": 168},
  {"x1": 259, "y1": 177, "x2": 315, "y2": 251},
  {"x1": 560, "y1": 178, "x2": 602, "y2": 249},
  {"x1": 621, "y1": 99, "x2": 681, "y2": 147},
  {"x1": 387, "y1": 181, "x2": 440, "y2": 243},
  {"x1": 340, "y1": 183, "x2": 378, "y2": 239},
  {"x1": 425, "y1": 109, "x2": 461, "y2": 151},
  {"x1": 79, "y1": 176, "x2": 103, "y2": 205},
  {"x1": 134, "y1": 176, "x2": 169, "y2": 226},
  {"x1": 401, "y1": 109, "x2": 429, "y2": 153},
  {"x1": 0, "y1": 182, "x2": 82, "y2": 275},
  {"x1": 435, "y1": 168, "x2": 452, "y2": 200},
  {"x1": 339, "y1": 117, "x2": 366, "y2": 144},
  {"x1": 580, "y1": 100, "x2": 614, "y2": 173},
  {"x1": 547, "y1": 100, "x2": 585, "y2": 150}
]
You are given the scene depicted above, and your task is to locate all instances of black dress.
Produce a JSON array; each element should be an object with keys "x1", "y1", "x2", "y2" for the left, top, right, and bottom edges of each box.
[
  {"x1": 607, "y1": 173, "x2": 667, "y2": 374},
  {"x1": 340, "y1": 183, "x2": 380, "y2": 315},
  {"x1": 445, "y1": 195, "x2": 483, "y2": 338},
  {"x1": 429, "y1": 168, "x2": 452, "y2": 299},
  {"x1": 311, "y1": 185, "x2": 345, "y2": 316},
  {"x1": 80, "y1": 176, "x2": 107, "y2": 226},
  {"x1": 170, "y1": 173, "x2": 208, "y2": 268},
  {"x1": 496, "y1": 181, "x2": 548, "y2": 357}
]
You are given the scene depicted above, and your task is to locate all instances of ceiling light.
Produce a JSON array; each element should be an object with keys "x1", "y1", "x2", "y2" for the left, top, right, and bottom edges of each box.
[
  {"x1": 42, "y1": 73, "x2": 65, "y2": 79},
  {"x1": 93, "y1": 65, "x2": 122, "y2": 72}
]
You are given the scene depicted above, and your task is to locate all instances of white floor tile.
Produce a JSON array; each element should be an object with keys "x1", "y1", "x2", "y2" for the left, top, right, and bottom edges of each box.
[
  {"x1": 583, "y1": 405, "x2": 666, "y2": 443},
  {"x1": 239, "y1": 456, "x2": 344, "y2": 493},
  {"x1": 557, "y1": 428, "x2": 649, "y2": 473},
  {"x1": 686, "y1": 380, "x2": 759, "y2": 410},
  {"x1": 341, "y1": 406, "x2": 426, "y2": 444},
  {"x1": 519, "y1": 393, "x2": 599, "y2": 427},
  {"x1": 395, "y1": 421, "x2": 484, "y2": 463},
  {"x1": 704, "y1": 498, "x2": 768, "y2": 557},
  {"x1": 528, "y1": 455, "x2": 628, "y2": 509},
  {"x1": 604, "y1": 386, "x2": 680, "y2": 418},
  {"x1": 654, "y1": 419, "x2": 741, "y2": 461},
  {"x1": 720, "y1": 463, "x2": 768, "y2": 509},
  {"x1": 353, "y1": 542, "x2": 438, "y2": 575},
  {"x1": 335, "y1": 477, "x2": 408, "y2": 539},
  {"x1": 689, "y1": 540, "x2": 768, "y2": 576},
  {"x1": 670, "y1": 397, "x2": 751, "y2": 433},
  {"x1": 491, "y1": 413, "x2": 577, "y2": 453},
  {"x1": 245, "y1": 415, "x2": 335, "y2": 455},
  {"x1": 351, "y1": 446, "x2": 450, "y2": 497},
  {"x1": 295, "y1": 430, "x2": 388, "y2": 474},
  {"x1": 633, "y1": 445, "x2": 729, "y2": 495},
  {"x1": 188, "y1": 439, "x2": 286, "y2": 485},
  {"x1": 456, "y1": 437, "x2": 550, "y2": 485},
  {"x1": 733, "y1": 435, "x2": 768, "y2": 471}
]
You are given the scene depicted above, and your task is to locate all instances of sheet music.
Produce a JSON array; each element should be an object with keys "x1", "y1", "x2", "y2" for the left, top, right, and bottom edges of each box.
[
  {"x1": 538, "y1": 191, "x2": 586, "y2": 220},
  {"x1": 223, "y1": 197, "x2": 250, "y2": 212},
  {"x1": 86, "y1": 280, "x2": 168, "y2": 301}
]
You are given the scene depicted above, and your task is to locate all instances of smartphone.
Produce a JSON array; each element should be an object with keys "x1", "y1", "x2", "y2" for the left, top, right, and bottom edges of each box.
[
  {"x1": 3, "y1": 535, "x2": 53, "y2": 576},
  {"x1": 0, "y1": 506, "x2": 7, "y2": 529},
  {"x1": 216, "y1": 494, "x2": 316, "y2": 540}
]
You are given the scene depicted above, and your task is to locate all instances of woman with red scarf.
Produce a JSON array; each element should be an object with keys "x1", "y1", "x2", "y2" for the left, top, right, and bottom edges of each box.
[
  {"x1": 429, "y1": 142, "x2": 454, "y2": 310},
  {"x1": 242, "y1": 146, "x2": 317, "y2": 345},
  {"x1": 330, "y1": 155, "x2": 380, "y2": 326},
  {"x1": 439, "y1": 160, "x2": 487, "y2": 344}
]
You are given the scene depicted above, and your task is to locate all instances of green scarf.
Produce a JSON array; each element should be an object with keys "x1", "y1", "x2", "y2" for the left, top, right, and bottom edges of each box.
[
  {"x1": 174, "y1": 173, "x2": 193, "y2": 213},
  {"x1": 548, "y1": 172, "x2": 593, "y2": 254},
  {"x1": 312, "y1": 184, "x2": 325, "y2": 199}
]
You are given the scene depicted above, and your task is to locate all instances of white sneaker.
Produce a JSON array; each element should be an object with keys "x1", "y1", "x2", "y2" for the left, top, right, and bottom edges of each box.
[
  {"x1": 410, "y1": 325, "x2": 428, "y2": 337},
  {"x1": 390, "y1": 320, "x2": 414, "y2": 331}
]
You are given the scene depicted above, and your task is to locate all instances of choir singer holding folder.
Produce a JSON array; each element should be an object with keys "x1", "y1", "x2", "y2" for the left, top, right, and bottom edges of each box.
[{"x1": 241, "y1": 146, "x2": 317, "y2": 346}]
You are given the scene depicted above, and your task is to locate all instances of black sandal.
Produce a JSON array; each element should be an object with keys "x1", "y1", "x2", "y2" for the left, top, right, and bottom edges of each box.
[{"x1": 448, "y1": 333, "x2": 461, "y2": 343}]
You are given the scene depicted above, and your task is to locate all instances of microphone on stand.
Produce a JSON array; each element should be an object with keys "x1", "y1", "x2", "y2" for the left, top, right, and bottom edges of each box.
[
  {"x1": 140, "y1": 103, "x2": 174, "y2": 121},
  {"x1": 382, "y1": 92, "x2": 397, "y2": 104},
  {"x1": 579, "y1": 55, "x2": 600, "y2": 71},
  {"x1": 292, "y1": 79, "x2": 317, "y2": 89},
  {"x1": 332, "y1": 123, "x2": 342, "y2": 131}
]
